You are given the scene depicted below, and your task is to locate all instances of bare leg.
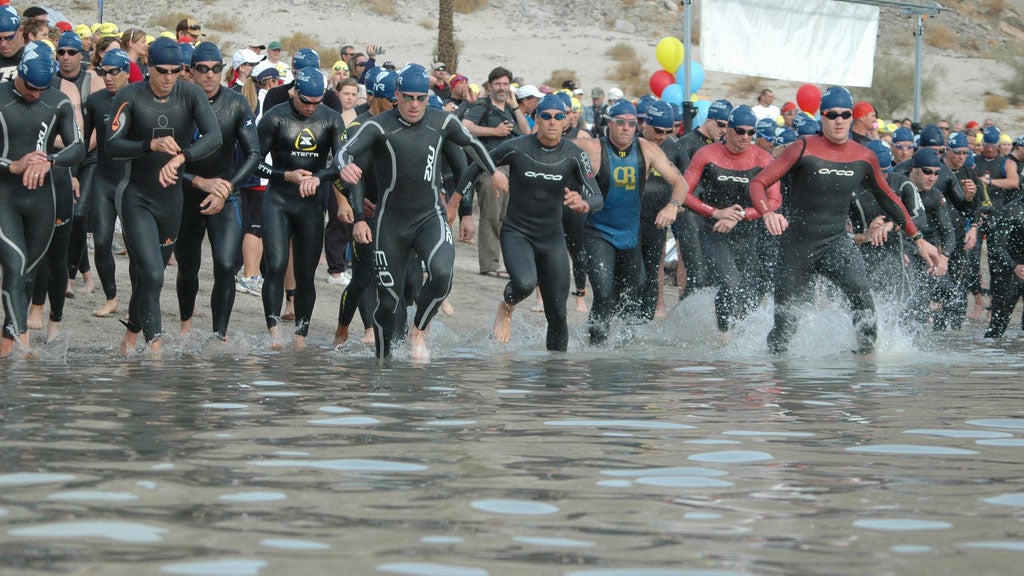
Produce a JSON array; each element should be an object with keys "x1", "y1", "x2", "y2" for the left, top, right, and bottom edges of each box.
[
  {"x1": 93, "y1": 297, "x2": 120, "y2": 317},
  {"x1": 65, "y1": 279, "x2": 75, "y2": 298},
  {"x1": 493, "y1": 301, "x2": 514, "y2": 343},
  {"x1": 120, "y1": 329, "x2": 138, "y2": 356},
  {"x1": 268, "y1": 326, "x2": 283, "y2": 350},
  {"x1": 79, "y1": 270, "x2": 95, "y2": 294},
  {"x1": 46, "y1": 320, "x2": 62, "y2": 343},
  {"x1": 179, "y1": 318, "x2": 193, "y2": 337},
  {"x1": 441, "y1": 299, "x2": 455, "y2": 316},
  {"x1": 408, "y1": 326, "x2": 430, "y2": 363},
  {"x1": 575, "y1": 293, "x2": 589, "y2": 314},
  {"x1": 676, "y1": 243, "x2": 687, "y2": 298},
  {"x1": 333, "y1": 323, "x2": 349, "y2": 347},
  {"x1": 27, "y1": 304, "x2": 44, "y2": 330},
  {"x1": 654, "y1": 247, "x2": 667, "y2": 320},
  {"x1": 147, "y1": 336, "x2": 163, "y2": 357},
  {"x1": 293, "y1": 334, "x2": 306, "y2": 351},
  {"x1": 531, "y1": 289, "x2": 544, "y2": 313},
  {"x1": 361, "y1": 327, "x2": 375, "y2": 344}
]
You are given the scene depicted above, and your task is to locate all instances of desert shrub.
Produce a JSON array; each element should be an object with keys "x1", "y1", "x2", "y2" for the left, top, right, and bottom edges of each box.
[
  {"x1": 454, "y1": 0, "x2": 488, "y2": 13},
  {"x1": 605, "y1": 42, "x2": 637, "y2": 62},
  {"x1": 855, "y1": 53, "x2": 939, "y2": 119},
  {"x1": 924, "y1": 24, "x2": 956, "y2": 49},
  {"x1": 985, "y1": 94, "x2": 1010, "y2": 112}
]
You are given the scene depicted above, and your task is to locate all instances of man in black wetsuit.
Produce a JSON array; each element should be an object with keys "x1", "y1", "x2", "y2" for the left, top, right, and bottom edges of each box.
[
  {"x1": 81, "y1": 48, "x2": 130, "y2": 320},
  {"x1": 336, "y1": 64, "x2": 496, "y2": 361},
  {"x1": 748, "y1": 86, "x2": 940, "y2": 354},
  {"x1": 262, "y1": 48, "x2": 343, "y2": 114},
  {"x1": 257, "y1": 66, "x2": 347, "y2": 350},
  {"x1": 175, "y1": 42, "x2": 261, "y2": 340},
  {"x1": 106, "y1": 37, "x2": 223, "y2": 354},
  {"x1": 0, "y1": 7, "x2": 23, "y2": 82},
  {"x1": 984, "y1": 195, "x2": 1024, "y2": 338},
  {"x1": 0, "y1": 42, "x2": 85, "y2": 357},
  {"x1": 453, "y1": 94, "x2": 603, "y2": 351}
]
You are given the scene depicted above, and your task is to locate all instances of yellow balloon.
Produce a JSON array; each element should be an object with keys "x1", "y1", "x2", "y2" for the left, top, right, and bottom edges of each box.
[{"x1": 656, "y1": 36, "x2": 684, "y2": 73}]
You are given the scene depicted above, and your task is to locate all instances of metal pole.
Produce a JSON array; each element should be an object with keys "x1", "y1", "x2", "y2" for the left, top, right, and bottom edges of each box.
[
  {"x1": 913, "y1": 13, "x2": 923, "y2": 122},
  {"x1": 681, "y1": 0, "x2": 694, "y2": 132}
]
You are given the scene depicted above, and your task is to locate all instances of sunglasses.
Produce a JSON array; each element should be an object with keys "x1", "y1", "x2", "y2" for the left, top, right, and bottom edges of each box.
[
  {"x1": 893, "y1": 144, "x2": 915, "y2": 151},
  {"x1": 938, "y1": 126, "x2": 950, "y2": 131},
  {"x1": 733, "y1": 127, "x2": 757, "y2": 136},
  {"x1": 401, "y1": 94, "x2": 428, "y2": 102},
  {"x1": 919, "y1": 166, "x2": 939, "y2": 175},
  {"x1": 342, "y1": 52, "x2": 354, "y2": 57},
  {"x1": 23, "y1": 82, "x2": 47, "y2": 93},
  {"x1": 822, "y1": 110, "x2": 853, "y2": 120},
  {"x1": 298, "y1": 93, "x2": 323, "y2": 105},
  {"x1": 538, "y1": 112, "x2": 566, "y2": 121},
  {"x1": 188, "y1": 25, "x2": 202, "y2": 31},
  {"x1": 715, "y1": 120, "x2": 727, "y2": 128},
  {"x1": 193, "y1": 63, "x2": 224, "y2": 74},
  {"x1": 612, "y1": 118, "x2": 638, "y2": 128},
  {"x1": 94, "y1": 67, "x2": 124, "y2": 77},
  {"x1": 434, "y1": 66, "x2": 446, "y2": 72},
  {"x1": 948, "y1": 149, "x2": 969, "y2": 156},
  {"x1": 354, "y1": 61, "x2": 367, "y2": 68},
  {"x1": 0, "y1": 32, "x2": 17, "y2": 42},
  {"x1": 56, "y1": 49, "x2": 80, "y2": 57},
  {"x1": 153, "y1": 66, "x2": 183, "y2": 75},
  {"x1": 652, "y1": 126, "x2": 674, "y2": 135}
]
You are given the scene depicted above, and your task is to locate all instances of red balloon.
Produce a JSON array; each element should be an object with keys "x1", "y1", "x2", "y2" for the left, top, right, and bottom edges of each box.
[
  {"x1": 649, "y1": 70, "x2": 675, "y2": 97},
  {"x1": 796, "y1": 84, "x2": 822, "y2": 115}
]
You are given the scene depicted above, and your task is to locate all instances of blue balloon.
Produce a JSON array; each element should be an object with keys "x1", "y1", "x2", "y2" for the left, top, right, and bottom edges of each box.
[
  {"x1": 693, "y1": 99, "x2": 711, "y2": 131},
  {"x1": 661, "y1": 83, "x2": 685, "y2": 106},
  {"x1": 673, "y1": 61, "x2": 705, "y2": 94}
]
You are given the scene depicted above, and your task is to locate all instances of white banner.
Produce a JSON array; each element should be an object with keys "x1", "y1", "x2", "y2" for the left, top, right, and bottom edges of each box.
[{"x1": 700, "y1": 0, "x2": 879, "y2": 87}]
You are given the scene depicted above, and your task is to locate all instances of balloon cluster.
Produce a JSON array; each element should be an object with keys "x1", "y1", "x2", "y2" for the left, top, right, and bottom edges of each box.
[{"x1": 649, "y1": 37, "x2": 703, "y2": 107}]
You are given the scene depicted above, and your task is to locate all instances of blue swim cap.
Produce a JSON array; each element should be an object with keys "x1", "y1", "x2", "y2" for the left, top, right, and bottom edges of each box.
[
  {"x1": 608, "y1": 99, "x2": 637, "y2": 118},
  {"x1": 646, "y1": 100, "x2": 674, "y2": 129},
  {"x1": 295, "y1": 67, "x2": 325, "y2": 98},
  {"x1": 57, "y1": 31, "x2": 83, "y2": 52},
  {"x1": 191, "y1": 41, "x2": 221, "y2": 65},
  {"x1": 636, "y1": 94, "x2": 657, "y2": 118},
  {"x1": 947, "y1": 131, "x2": 969, "y2": 150},
  {"x1": 983, "y1": 125, "x2": 1001, "y2": 145},
  {"x1": 370, "y1": 69, "x2": 397, "y2": 100},
  {"x1": 669, "y1": 102, "x2": 683, "y2": 123},
  {"x1": 293, "y1": 48, "x2": 320, "y2": 71},
  {"x1": 728, "y1": 104, "x2": 757, "y2": 129},
  {"x1": 756, "y1": 118, "x2": 776, "y2": 140},
  {"x1": 919, "y1": 124, "x2": 945, "y2": 147},
  {"x1": 179, "y1": 43, "x2": 194, "y2": 67},
  {"x1": 555, "y1": 91, "x2": 572, "y2": 111},
  {"x1": 0, "y1": 6, "x2": 20, "y2": 33},
  {"x1": 101, "y1": 48, "x2": 131, "y2": 72},
  {"x1": 774, "y1": 128, "x2": 798, "y2": 146},
  {"x1": 913, "y1": 147, "x2": 941, "y2": 169},
  {"x1": 18, "y1": 42, "x2": 55, "y2": 88},
  {"x1": 793, "y1": 113, "x2": 819, "y2": 136},
  {"x1": 428, "y1": 93, "x2": 444, "y2": 110},
  {"x1": 866, "y1": 139, "x2": 892, "y2": 169},
  {"x1": 707, "y1": 99, "x2": 732, "y2": 122},
  {"x1": 536, "y1": 93, "x2": 566, "y2": 114},
  {"x1": 397, "y1": 64, "x2": 430, "y2": 93},
  {"x1": 819, "y1": 86, "x2": 853, "y2": 111},
  {"x1": 892, "y1": 126, "x2": 915, "y2": 143},
  {"x1": 148, "y1": 37, "x2": 182, "y2": 67}
]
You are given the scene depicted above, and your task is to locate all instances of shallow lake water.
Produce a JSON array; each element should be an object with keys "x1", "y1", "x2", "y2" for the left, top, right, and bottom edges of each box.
[{"x1": 2, "y1": 296, "x2": 1023, "y2": 576}]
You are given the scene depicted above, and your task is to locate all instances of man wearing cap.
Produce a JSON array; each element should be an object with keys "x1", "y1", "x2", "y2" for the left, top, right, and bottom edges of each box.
[
  {"x1": 0, "y1": 6, "x2": 24, "y2": 81},
  {"x1": 336, "y1": 64, "x2": 495, "y2": 361},
  {"x1": 80, "y1": 48, "x2": 131, "y2": 320},
  {"x1": 754, "y1": 118, "x2": 777, "y2": 152},
  {"x1": 749, "y1": 86, "x2": 940, "y2": 354},
  {"x1": 449, "y1": 93, "x2": 601, "y2": 351},
  {"x1": 430, "y1": 62, "x2": 450, "y2": 100},
  {"x1": 514, "y1": 84, "x2": 543, "y2": 130},
  {"x1": 174, "y1": 42, "x2": 261, "y2": 341},
  {"x1": 175, "y1": 18, "x2": 203, "y2": 45},
  {"x1": 891, "y1": 127, "x2": 916, "y2": 165},
  {"x1": 106, "y1": 37, "x2": 223, "y2": 355},
  {"x1": 463, "y1": 66, "x2": 531, "y2": 278},
  {"x1": 672, "y1": 98, "x2": 731, "y2": 297},
  {"x1": 780, "y1": 102, "x2": 797, "y2": 128},
  {"x1": 574, "y1": 100, "x2": 689, "y2": 345},
  {"x1": 983, "y1": 190, "x2": 1024, "y2": 338},
  {"x1": 589, "y1": 87, "x2": 607, "y2": 137},
  {"x1": 681, "y1": 105, "x2": 776, "y2": 337},
  {"x1": 230, "y1": 48, "x2": 264, "y2": 92},
  {"x1": 262, "y1": 48, "x2": 342, "y2": 113},
  {"x1": 0, "y1": 42, "x2": 85, "y2": 357},
  {"x1": 444, "y1": 74, "x2": 472, "y2": 117},
  {"x1": 255, "y1": 66, "x2": 346, "y2": 350},
  {"x1": 850, "y1": 101, "x2": 877, "y2": 145},
  {"x1": 973, "y1": 126, "x2": 1019, "y2": 218},
  {"x1": 637, "y1": 100, "x2": 688, "y2": 322}
]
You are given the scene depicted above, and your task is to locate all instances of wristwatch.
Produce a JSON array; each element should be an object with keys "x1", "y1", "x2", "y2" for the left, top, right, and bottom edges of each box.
[
  {"x1": 668, "y1": 199, "x2": 681, "y2": 207},
  {"x1": 910, "y1": 231, "x2": 923, "y2": 241}
]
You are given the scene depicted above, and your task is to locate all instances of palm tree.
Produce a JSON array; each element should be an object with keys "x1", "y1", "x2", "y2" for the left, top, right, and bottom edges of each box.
[{"x1": 437, "y1": 0, "x2": 458, "y2": 72}]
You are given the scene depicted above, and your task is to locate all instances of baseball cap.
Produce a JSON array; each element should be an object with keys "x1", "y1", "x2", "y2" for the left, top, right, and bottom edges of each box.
[
  {"x1": 432, "y1": 61, "x2": 446, "y2": 71},
  {"x1": 176, "y1": 18, "x2": 203, "y2": 36},
  {"x1": 232, "y1": 49, "x2": 265, "y2": 70},
  {"x1": 607, "y1": 87, "x2": 623, "y2": 101},
  {"x1": 247, "y1": 39, "x2": 266, "y2": 50},
  {"x1": 591, "y1": 87, "x2": 605, "y2": 98},
  {"x1": 253, "y1": 60, "x2": 279, "y2": 82},
  {"x1": 515, "y1": 84, "x2": 543, "y2": 100},
  {"x1": 268, "y1": 40, "x2": 282, "y2": 50},
  {"x1": 913, "y1": 147, "x2": 942, "y2": 169}
]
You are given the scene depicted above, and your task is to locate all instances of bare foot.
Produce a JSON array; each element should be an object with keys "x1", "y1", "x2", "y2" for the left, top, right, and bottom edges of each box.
[
  {"x1": 268, "y1": 327, "x2": 284, "y2": 350},
  {"x1": 27, "y1": 305, "x2": 44, "y2": 330},
  {"x1": 441, "y1": 299, "x2": 455, "y2": 316},
  {"x1": 408, "y1": 326, "x2": 430, "y2": 363},
  {"x1": 654, "y1": 300, "x2": 667, "y2": 321},
  {"x1": 0, "y1": 337, "x2": 14, "y2": 358},
  {"x1": 293, "y1": 335, "x2": 306, "y2": 351},
  {"x1": 575, "y1": 295, "x2": 589, "y2": 314},
  {"x1": 93, "y1": 298, "x2": 120, "y2": 318},
  {"x1": 531, "y1": 294, "x2": 544, "y2": 313},
  {"x1": 179, "y1": 318, "x2": 192, "y2": 337},
  {"x1": 361, "y1": 327, "x2": 375, "y2": 344},
  {"x1": 65, "y1": 279, "x2": 76, "y2": 298},
  {"x1": 147, "y1": 337, "x2": 163, "y2": 358},
  {"x1": 120, "y1": 330, "x2": 138, "y2": 356},
  {"x1": 79, "y1": 272, "x2": 96, "y2": 295},
  {"x1": 333, "y1": 324, "x2": 349, "y2": 347},
  {"x1": 281, "y1": 302, "x2": 295, "y2": 321},
  {"x1": 716, "y1": 330, "x2": 733, "y2": 346},
  {"x1": 45, "y1": 321, "x2": 62, "y2": 344},
  {"x1": 1, "y1": 333, "x2": 32, "y2": 358},
  {"x1": 493, "y1": 301, "x2": 514, "y2": 343}
]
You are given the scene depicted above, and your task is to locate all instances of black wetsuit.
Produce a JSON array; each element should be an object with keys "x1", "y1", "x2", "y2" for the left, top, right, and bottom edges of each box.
[
  {"x1": 749, "y1": 136, "x2": 919, "y2": 353},
  {"x1": 984, "y1": 198, "x2": 1024, "y2": 338},
  {"x1": 674, "y1": 128, "x2": 715, "y2": 295},
  {"x1": 0, "y1": 48, "x2": 23, "y2": 82},
  {"x1": 0, "y1": 81, "x2": 85, "y2": 339},
  {"x1": 257, "y1": 99, "x2": 346, "y2": 338},
  {"x1": 176, "y1": 86, "x2": 261, "y2": 338},
  {"x1": 683, "y1": 143, "x2": 776, "y2": 332},
  {"x1": 336, "y1": 107, "x2": 494, "y2": 358},
  {"x1": 457, "y1": 134, "x2": 603, "y2": 351},
  {"x1": 81, "y1": 87, "x2": 124, "y2": 301},
  {"x1": 59, "y1": 69, "x2": 96, "y2": 284},
  {"x1": 107, "y1": 80, "x2": 223, "y2": 342},
  {"x1": 586, "y1": 136, "x2": 646, "y2": 344},
  {"x1": 638, "y1": 136, "x2": 685, "y2": 321},
  {"x1": 944, "y1": 161, "x2": 986, "y2": 327},
  {"x1": 263, "y1": 81, "x2": 343, "y2": 114},
  {"x1": 849, "y1": 171, "x2": 922, "y2": 294}
]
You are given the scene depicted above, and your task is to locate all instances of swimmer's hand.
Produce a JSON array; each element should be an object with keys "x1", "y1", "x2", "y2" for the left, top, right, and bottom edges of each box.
[
  {"x1": 336, "y1": 194, "x2": 354, "y2": 224},
  {"x1": 915, "y1": 238, "x2": 942, "y2": 273},
  {"x1": 200, "y1": 193, "x2": 225, "y2": 215},
  {"x1": 339, "y1": 163, "x2": 362, "y2": 185},
  {"x1": 284, "y1": 169, "x2": 313, "y2": 185},
  {"x1": 712, "y1": 204, "x2": 744, "y2": 222},
  {"x1": 151, "y1": 136, "x2": 181, "y2": 155},
  {"x1": 353, "y1": 221, "x2": 373, "y2": 244},
  {"x1": 158, "y1": 153, "x2": 185, "y2": 188},
  {"x1": 298, "y1": 176, "x2": 320, "y2": 197},
  {"x1": 491, "y1": 170, "x2": 509, "y2": 196},
  {"x1": 712, "y1": 217, "x2": 738, "y2": 234},
  {"x1": 563, "y1": 188, "x2": 589, "y2": 214},
  {"x1": 762, "y1": 211, "x2": 788, "y2": 235}
]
